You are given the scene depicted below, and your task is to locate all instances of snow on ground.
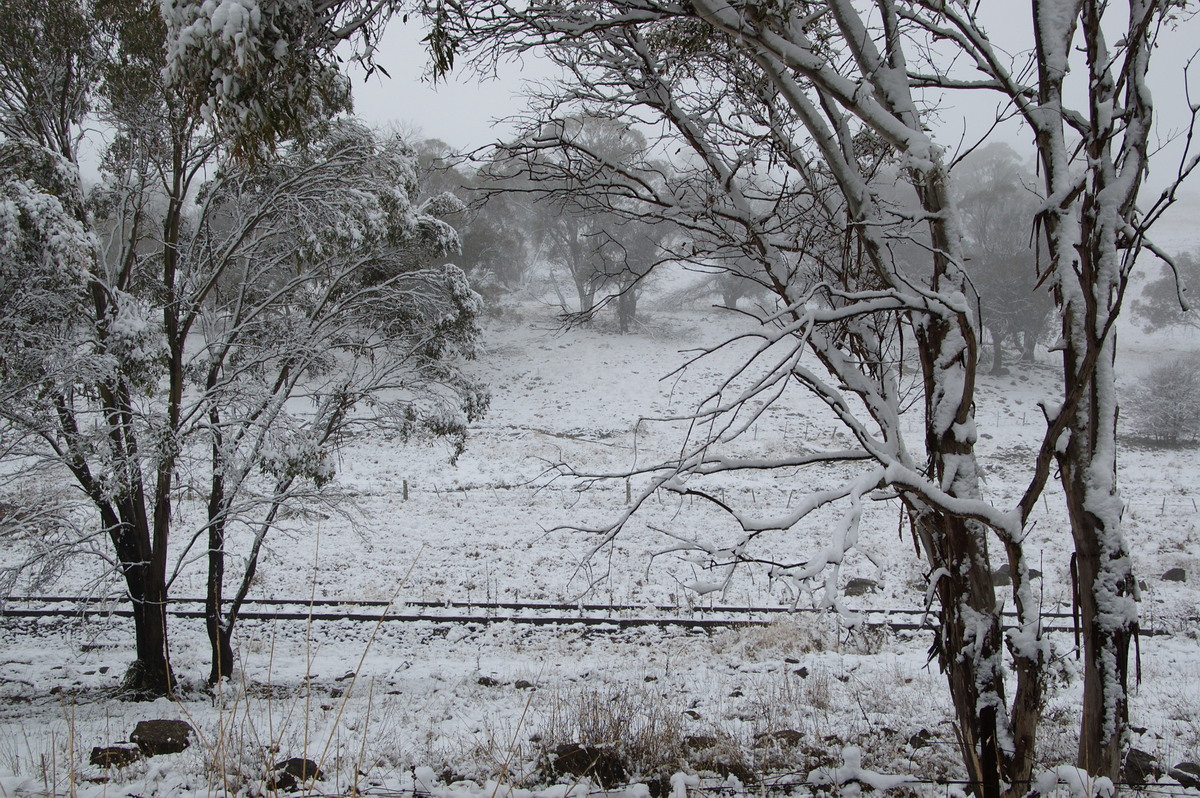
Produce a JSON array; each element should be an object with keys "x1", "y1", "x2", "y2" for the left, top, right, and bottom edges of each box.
[{"x1": 1, "y1": 295, "x2": 1199, "y2": 797}]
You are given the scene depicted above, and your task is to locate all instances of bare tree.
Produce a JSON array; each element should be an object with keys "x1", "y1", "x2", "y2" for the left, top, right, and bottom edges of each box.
[{"x1": 426, "y1": 8, "x2": 1041, "y2": 796}]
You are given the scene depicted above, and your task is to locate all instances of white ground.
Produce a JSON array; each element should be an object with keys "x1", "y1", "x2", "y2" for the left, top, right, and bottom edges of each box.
[{"x1": 1, "y1": 284, "x2": 1198, "y2": 798}]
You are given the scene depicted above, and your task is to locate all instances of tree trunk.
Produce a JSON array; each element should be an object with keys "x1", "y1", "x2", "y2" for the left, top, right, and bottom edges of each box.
[
  {"x1": 118, "y1": 531, "x2": 175, "y2": 699},
  {"x1": 919, "y1": 511, "x2": 1007, "y2": 798},
  {"x1": 204, "y1": 495, "x2": 234, "y2": 685},
  {"x1": 990, "y1": 329, "x2": 1006, "y2": 375},
  {"x1": 1064, "y1": 478, "x2": 1134, "y2": 776},
  {"x1": 911, "y1": 166, "x2": 1035, "y2": 798},
  {"x1": 617, "y1": 285, "x2": 637, "y2": 332},
  {"x1": 576, "y1": 279, "x2": 596, "y2": 317},
  {"x1": 1059, "y1": 347, "x2": 1135, "y2": 777},
  {"x1": 1020, "y1": 330, "x2": 1037, "y2": 362}
]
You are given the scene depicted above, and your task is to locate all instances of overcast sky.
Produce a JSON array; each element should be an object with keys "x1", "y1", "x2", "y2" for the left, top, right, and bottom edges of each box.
[
  {"x1": 350, "y1": 10, "x2": 1200, "y2": 243},
  {"x1": 351, "y1": 20, "x2": 543, "y2": 150}
]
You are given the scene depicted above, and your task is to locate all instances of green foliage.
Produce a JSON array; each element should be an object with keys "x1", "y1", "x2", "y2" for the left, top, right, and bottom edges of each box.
[
  {"x1": 0, "y1": 0, "x2": 101, "y2": 157},
  {"x1": 162, "y1": 0, "x2": 398, "y2": 159}
]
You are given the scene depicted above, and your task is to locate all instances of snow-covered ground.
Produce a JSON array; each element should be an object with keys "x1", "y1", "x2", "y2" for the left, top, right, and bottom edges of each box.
[{"x1": 1, "y1": 289, "x2": 1198, "y2": 798}]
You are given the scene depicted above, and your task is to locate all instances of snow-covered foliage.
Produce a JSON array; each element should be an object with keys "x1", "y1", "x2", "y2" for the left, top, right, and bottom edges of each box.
[
  {"x1": 162, "y1": 0, "x2": 398, "y2": 156},
  {"x1": 0, "y1": 146, "x2": 95, "y2": 391},
  {"x1": 1125, "y1": 354, "x2": 1200, "y2": 444},
  {"x1": 1, "y1": 18, "x2": 487, "y2": 693}
]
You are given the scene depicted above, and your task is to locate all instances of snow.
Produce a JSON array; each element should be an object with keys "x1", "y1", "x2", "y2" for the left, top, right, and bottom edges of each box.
[
  {"x1": 1034, "y1": 765, "x2": 1115, "y2": 798},
  {"x1": 807, "y1": 746, "x2": 915, "y2": 792},
  {"x1": 2, "y1": 298, "x2": 1200, "y2": 795}
]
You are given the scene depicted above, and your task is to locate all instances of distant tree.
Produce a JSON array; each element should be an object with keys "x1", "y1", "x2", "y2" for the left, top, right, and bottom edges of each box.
[
  {"x1": 954, "y1": 144, "x2": 1054, "y2": 373},
  {"x1": 486, "y1": 115, "x2": 671, "y2": 325},
  {"x1": 415, "y1": 138, "x2": 537, "y2": 295},
  {"x1": 1134, "y1": 250, "x2": 1200, "y2": 333},
  {"x1": 593, "y1": 218, "x2": 667, "y2": 333}
]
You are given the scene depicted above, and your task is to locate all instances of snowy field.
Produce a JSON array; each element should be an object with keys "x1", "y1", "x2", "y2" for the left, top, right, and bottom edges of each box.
[{"x1": 1, "y1": 288, "x2": 1199, "y2": 798}]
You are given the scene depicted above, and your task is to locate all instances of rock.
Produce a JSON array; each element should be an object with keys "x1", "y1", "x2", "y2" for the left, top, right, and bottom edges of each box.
[
  {"x1": 130, "y1": 720, "x2": 194, "y2": 756},
  {"x1": 1171, "y1": 762, "x2": 1200, "y2": 789},
  {"x1": 90, "y1": 745, "x2": 141, "y2": 769},
  {"x1": 992, "y1": 564, "x2": 1041, "y2": 585},
  {"x1": 477, "y1": 676, "x2": 501, "y2": 687},
  {"x1": 1162, "y1": 568, "x2": 1187, "y2": 582},
  {"x1": 907, "y1": 729, "x2": 933, "y2": 750},
  {"x1": 550, "y1": 743, "x2": 626, "y2": 787},
  {"x1": 844, "y1": 578, "x2": 878, "y2": 597},
  {"x1": 685, "y1": 735, "x2": 754, "y2": 785},
  {"x1": 269, "y1": 757, "x2": 324, "y2": 791},
  {"x1": 1122, "y1": 748, "x2": 1160, "y2": 785},
  {"x1": 753, "y1": 729, "x2": 802, "y2": 748}
]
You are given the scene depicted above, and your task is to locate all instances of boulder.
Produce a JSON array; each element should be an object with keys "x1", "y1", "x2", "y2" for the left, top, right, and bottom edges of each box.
[
  {"x1": 1171, "y1": 762, "x2": 1200, "y2": 789},
  {"x1": 550, "y1": 743, "x2": 626, "y2": 787},
  {"x1": 269, "y1": 757, "x2": 324, "y2": 791},
  {"x1": 130, "y1": 719, "x2": 194, "y2": 756},
  {"x1": 753, "y1": 729, "x2": 802, "y2": 748},
  {"x1": 844, "y1": 578, "x2": 878, "y2": 597},
  {"x1": 1162, "y1": 568, "x2": 1187, "y2": 583},
  {"x1": 89, "y1": 745, "x2": 142, "y2": 769},
  {"x1": 1122, "y1": 748, "x2": 1160, "y2": 785}
]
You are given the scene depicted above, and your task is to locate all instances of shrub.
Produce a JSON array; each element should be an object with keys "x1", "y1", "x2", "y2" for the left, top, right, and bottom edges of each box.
[{"x1": 1126, "y1": 354, "x2": 1200, "y2": 444}]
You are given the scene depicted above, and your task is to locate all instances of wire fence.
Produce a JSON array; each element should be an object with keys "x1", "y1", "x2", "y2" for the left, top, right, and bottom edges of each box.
[{"x1": 1, "y1": 596, "x2": 1191, "y2": 637}]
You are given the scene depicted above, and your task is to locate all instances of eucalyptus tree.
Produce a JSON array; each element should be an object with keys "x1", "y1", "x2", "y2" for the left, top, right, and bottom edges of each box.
[
  {"x1": 1135, "y1": 250, "x2": 1200, "y2": 333},
  {"x1": 953, "y1": 144, "x2": 1053, "y2": 373},
  {"x1": 1, "y1": 0, "x2": 486, "y2": 698},
  {"x1": 184, "y1": 120, "x2": 486, "y2": 685},
  {"x1": 163, "y1": 0, "x2": 1196, "y2": 784}
]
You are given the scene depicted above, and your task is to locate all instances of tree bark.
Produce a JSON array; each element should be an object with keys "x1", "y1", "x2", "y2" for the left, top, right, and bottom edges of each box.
[
  {"x1": 1058, "y1": 342, "x2": 1135, "y2": 776},
  {"x1": 116, "y1": 522, "x2": 175, "y2": 698},
  {"x1": 990, "y1": 329, "x2": 1006, "y2": 375}
]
